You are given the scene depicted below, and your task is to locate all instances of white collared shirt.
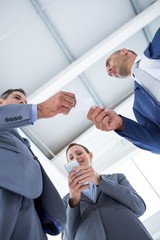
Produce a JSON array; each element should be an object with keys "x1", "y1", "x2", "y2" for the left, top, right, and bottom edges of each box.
[
  {"x1": 132, "y1": 55, "x2": 160, "y2": 102},
  {"x1": 132, "y1": 54, "x2": 160, "y2": 82}
]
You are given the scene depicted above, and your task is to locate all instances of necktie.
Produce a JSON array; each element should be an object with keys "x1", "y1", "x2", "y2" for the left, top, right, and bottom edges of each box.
[{"x1": 132, "y1": 65, "x2": 160, "y2": 103}]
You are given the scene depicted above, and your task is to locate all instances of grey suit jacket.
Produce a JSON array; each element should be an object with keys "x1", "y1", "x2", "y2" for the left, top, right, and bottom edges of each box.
[
  {"x1": 62, "y1": 174, "x2": 152, "y2": 240},
  {"x1": 0, "y1": 104, "x2": 66, "y2": 236}
]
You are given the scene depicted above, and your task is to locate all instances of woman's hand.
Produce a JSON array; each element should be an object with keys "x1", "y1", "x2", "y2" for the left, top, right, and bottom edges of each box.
[
  {"x1": 68, "y1": 165, "x2": 102, "y2": 207},
  {"x1": 68, "y1": 169, "x2": 89, "y2": 207},
  {"x1": 73, "y1": 165, "x2": 101, "y2": 186}
]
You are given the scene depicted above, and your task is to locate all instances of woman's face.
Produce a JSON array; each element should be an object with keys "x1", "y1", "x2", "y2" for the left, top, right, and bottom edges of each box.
[{"x1": 67, "y1": 145, "x2": 92, "y2": 167}]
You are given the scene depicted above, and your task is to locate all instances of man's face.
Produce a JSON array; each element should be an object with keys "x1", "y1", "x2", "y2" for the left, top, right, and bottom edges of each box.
[
  {"x1": 106, "y1": 52, "x2": 129, "y2": 78},
  {"x1": 0, "y1": 91, "x2": 27, "y2": 106},
  {"x1": 67, "y1": 145, "x2": 92, "y2": 168}
]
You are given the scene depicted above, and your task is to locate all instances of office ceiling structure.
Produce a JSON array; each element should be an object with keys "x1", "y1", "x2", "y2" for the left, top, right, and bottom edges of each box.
[{"x1": 1, "y1": 0, "x2": 160, "y2": 239}]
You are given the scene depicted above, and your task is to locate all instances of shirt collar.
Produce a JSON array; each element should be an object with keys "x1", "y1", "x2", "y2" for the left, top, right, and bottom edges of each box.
[{"x1": 134, "y1": 55, "x2": 142, "y2": 64}]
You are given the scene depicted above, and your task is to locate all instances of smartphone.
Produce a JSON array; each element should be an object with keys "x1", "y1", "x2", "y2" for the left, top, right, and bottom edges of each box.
[
  {"x1": 64, "y1": 159, "x2": 79, "y2": 174},
  {"x1": 64, "y1": 160, "x2": 88, "y2": 185}
]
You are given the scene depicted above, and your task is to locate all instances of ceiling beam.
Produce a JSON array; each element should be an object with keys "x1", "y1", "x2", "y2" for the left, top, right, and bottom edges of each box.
[
  {"x1": 28, "y1": 0, "x2": 160, "y2": 103},
  {"x1": 30, "y1": 0, "x2": 104, "y2": 106}
]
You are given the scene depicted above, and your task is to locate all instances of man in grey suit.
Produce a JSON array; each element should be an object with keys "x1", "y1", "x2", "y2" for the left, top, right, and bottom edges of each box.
[
  {"x1": 0, "y1": 88, "x2": 76, "y2": 240},
  {"x1": 62, "y1": 143, "x2": 153, "y2": 240}
]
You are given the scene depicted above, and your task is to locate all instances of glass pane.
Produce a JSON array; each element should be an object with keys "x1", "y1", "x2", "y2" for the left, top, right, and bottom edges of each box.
[{"x1": 132, "y1": 151, "x2": 160, "y2": 196}]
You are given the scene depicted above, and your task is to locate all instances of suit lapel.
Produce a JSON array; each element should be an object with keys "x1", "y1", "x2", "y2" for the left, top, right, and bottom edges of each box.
[{"x1": 81, "y1": 192, "x2": 94, "y2": 203}]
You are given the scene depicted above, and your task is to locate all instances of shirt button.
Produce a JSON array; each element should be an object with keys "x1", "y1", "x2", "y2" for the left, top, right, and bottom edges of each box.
[
  {"x1": 17, "y1": 116, "x2": 22, "y2": 120},
  {"x1": 13, "y1": 117, "x2": 18, "y2": 121},
  {"x1": 5, "y1": 117, "x2": 9, "y2": 122}
]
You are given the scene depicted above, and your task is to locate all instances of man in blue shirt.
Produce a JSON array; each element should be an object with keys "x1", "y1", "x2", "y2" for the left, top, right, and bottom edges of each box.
[{"x1": 87, "y1": 28, "x2": 160, "y2": 154}]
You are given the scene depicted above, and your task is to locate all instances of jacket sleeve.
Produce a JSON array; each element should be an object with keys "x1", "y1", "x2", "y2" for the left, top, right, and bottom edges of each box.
[
  {"x1": 0, "y1": 104, "x2": 34, "y2": 129},
  {"x1": 115, "y1": 115, "x2": 160, "y2": 154},
  {"x1": 144, "y1": 27, "x2": 160, "y2": 59},
  {"x1": 61, "y1": 195, "x2": 81, "y2": 240},
  {"x1": 98, "y1": 173, "x2": 146, "y2": 217}
]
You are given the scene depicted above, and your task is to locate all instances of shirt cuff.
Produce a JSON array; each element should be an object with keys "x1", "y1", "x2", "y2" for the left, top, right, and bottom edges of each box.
[{"x1": 31, "y1": 104, "x2": 37, "y2": 123}]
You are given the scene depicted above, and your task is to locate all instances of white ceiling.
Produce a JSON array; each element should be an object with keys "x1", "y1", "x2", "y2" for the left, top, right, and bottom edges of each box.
[{"x1": 1, "y1": 0, "x2": 160, "y2": 239}]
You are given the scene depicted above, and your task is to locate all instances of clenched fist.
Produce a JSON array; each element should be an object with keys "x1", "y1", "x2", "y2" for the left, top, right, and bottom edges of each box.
[{"x1": 87, "y1": 106, "x2": 124, "y2": 131}]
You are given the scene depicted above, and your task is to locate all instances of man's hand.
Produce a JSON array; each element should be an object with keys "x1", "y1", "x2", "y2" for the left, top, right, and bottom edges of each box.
[
  {"x1": 87, "y1": 106, "x2": 124, "y2": 131},
  {"x1": 37, "y1": 91, "x2": 76, "y2": 119}
]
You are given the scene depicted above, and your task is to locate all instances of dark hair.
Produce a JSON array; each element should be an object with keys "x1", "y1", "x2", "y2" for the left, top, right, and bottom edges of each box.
[
  {"x1": 0, "y1": 88, "x2": 26, "y2": 100},
  {"x1": 66, "y1": 143, "x2": 90, "y2": 160}
]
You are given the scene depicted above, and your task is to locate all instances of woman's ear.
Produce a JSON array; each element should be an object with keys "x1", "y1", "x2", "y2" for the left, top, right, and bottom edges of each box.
[{"x1": 89, "y1": 152, "x2": 93, "y2": 160}]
